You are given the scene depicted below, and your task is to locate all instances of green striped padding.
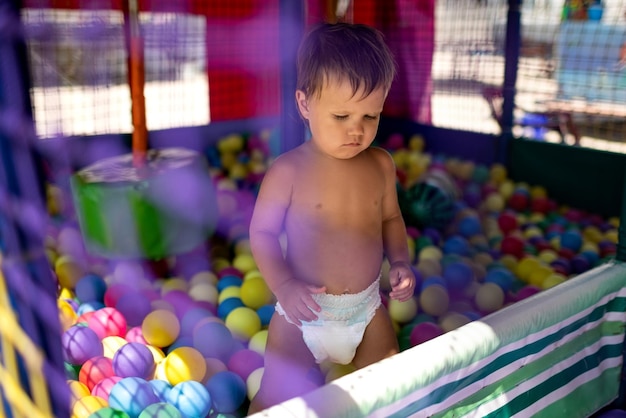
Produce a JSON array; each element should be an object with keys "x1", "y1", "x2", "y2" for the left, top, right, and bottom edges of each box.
[{"x1": 252, "y1": 261, "x2": 626, "y2": 418}]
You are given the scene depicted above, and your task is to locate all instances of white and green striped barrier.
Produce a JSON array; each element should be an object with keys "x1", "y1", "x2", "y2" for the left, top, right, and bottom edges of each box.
[{"x1": 252, "y1": 261, "x2": 626, "y2": 417}]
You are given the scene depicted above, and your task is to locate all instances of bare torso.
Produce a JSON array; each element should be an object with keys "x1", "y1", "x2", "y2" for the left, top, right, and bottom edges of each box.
[{"x1": 282, "y1": 142, "x2": 386, "y2": 294}]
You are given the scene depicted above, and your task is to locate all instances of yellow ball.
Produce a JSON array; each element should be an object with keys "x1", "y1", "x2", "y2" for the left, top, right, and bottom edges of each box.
[
  {"x1": 189, "y1": 283, "x2": 219, "y2": 305},
  {"x1": 528, "y1": 265, "x2": 553, "y2": 287},
  {"x1": 387, "y1": 297, "x2": 418, "y2": 324},
  {"x1": 516, "y1": 257, "x2": 541, "y2": 282},
  {"x1": 538, "y1": 249, "x2": 559, "y2": 264},
  {"x1": 55, "y1": 255, "x2": 84, "y2": 290},
  {"x1": 142, "y1": 309, "x2": 180, "y2": 348},
  {"x1": 240, "y1": 276, "x2": 274, "y2": 310},
  {"x1": 102, "y1": 336, "x2": 127, "y2": 359},
  {"x1": 499, "y1": 180, "x2": 515, "y2": 200},
  {"x1": 542, "y1": 273, "x2": 567, "y2": 289},
  {"x1": 418, "y1": 245, "x2": 443, "y2": 262},
  {"x1": 490, "y1": 163, "x2": 508, "y2": 184},
  {"x1": 146, "y1": 345, "x2": 166, "y2": 364},
  {"x1": 71, "y1": 395, "x2": 107, "y2": 418},
  {"x1": 67, "y1": 380, "x2": 90, "y2": 406},
  {"x1": 439, "y1": 312, "x2": 471, "y2": 332},
  {"x1": 247, "y1": 367, "x2": 264, "y2": 401},
  {"x1": 225, "y1": 307, "x2": 262, "y2": 341},
  {"x1": 484, "y1": 193, "x2": 505, "y2": 212},
  {"x1": 164, "y1": 346, "x2": 207, "y2": 385},
  {"x1": 419, "y1": 285, "x2": 449, "y2": 317},
  {"x1": 218, "y1": 286, "x2": 241, "y2": 304},
  {"x1": 243, "y1": 270, "x2": 264, "y2": 282},
  {"x1": 249, "y1": 330, "x2": 269, "y2": 355},
  {"x1": 416, "y1": 258, "x2": 442, "y2": 278},
  {"x1": 58, "y1": 299, "x2": 77, "y2": 331},
  {"x1": 325, "y1": 363, "x2": 356, "y2": 383},
  {"x1": 234, "y1": 238, "x2": 252, "y2": 255},
  {"x1": 474, "y1": 282, "x2": 505, "y2": 313},
  {"x1": 232, "y1": 253, "x2": 258, "y2": 274},
  {"x1": 498, "y1": 254, "x2": 519, "y2": 273},
  {"x1": 160, "y1": 277, "x2": 188, "y2": 295},
  {"x1": 190, "y1": 270, "x2": 218, "y2": 286}
]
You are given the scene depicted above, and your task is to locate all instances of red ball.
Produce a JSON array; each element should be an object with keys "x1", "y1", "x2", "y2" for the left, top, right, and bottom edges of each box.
[
  {"x1": 500, "y1": 235, "x2": 526, "y2": 259},
  {"x1": 410, "y1": 322, "x2": 444, "y2": 346},
  {"x1": 497, "y1": 212, "x2": 518, "y2": 235},
  {"x1": 557, "y1": 248, "x2": 576, "y2": 260},
  {"x1": 508, "y1": 192, "x2": 529, "y2": 211},
  {"x1": 79, "y1": 356, "x2": 115, "y2": 391},
  {"x1": 531, "y1": 196, "x2": 550, "y2": 214}
]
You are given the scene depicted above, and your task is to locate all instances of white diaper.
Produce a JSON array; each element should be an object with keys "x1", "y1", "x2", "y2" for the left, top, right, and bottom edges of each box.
[{"x1": 275, "y1": 278, "x2": 381, "y2": 365}]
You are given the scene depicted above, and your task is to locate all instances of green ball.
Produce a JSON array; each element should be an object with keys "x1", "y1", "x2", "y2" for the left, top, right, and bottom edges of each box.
[{"x1": 89, "y1": 407, "x2": 131, "y2": 418}]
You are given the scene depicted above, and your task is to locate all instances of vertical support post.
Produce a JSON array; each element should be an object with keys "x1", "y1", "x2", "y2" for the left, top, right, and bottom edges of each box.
[
  {"x1": 278, "y1": 0, "x2": 305, "y2": 155},
  {"x1": 616, "y1": 164, "x2": 626, "y2": 263},
  {"x1": 499, "y1": 0, "x2": 522, "y2": 163}
]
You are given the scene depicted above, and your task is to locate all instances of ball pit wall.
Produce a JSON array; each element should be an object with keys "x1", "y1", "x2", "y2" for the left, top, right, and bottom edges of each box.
[{"x1": 250, "y1": 260, "x2": 626, "y2": 418}]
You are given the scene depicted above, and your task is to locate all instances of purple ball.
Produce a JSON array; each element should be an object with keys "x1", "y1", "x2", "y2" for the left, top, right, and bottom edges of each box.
[
  {"x1": 114, "y1": 290, "x2": 151, "y2": 327},
  {"x1": 227, "y1": 349, "x2": 264, "y2": 381},
  {"x1": 112, "y1": 342, "x2": 155, "y2": 379},
  {"x1": 62, "y1": 325, "x2": 103, "y2": 365}
]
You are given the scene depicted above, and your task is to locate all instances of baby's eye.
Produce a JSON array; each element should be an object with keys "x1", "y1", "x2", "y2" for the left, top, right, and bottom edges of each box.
[
  {"x1": 364, "y1": 115, "x2": 379, "y2": 121},
  {"x1": 333, "y1": 114, "x2": 349, "y2": 120}
]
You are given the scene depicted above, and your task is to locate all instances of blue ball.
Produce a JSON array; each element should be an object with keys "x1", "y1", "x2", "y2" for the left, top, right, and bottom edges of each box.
[
  {"x1": 138, "y1": 403, "x2": 182, "y2": 418},
  {"x1": 192, "y1": 321, "x2": 235, "y2": 362},
  {"x1": 217, "y1": 275, "x2": 243, "y2": 292},
  {"x1": 76, "y1": 301, "x2": 105, "y2": 316},
  {"x1": 109, "y1": 377, "x2": 160, "y2": 418},
  {"x1": 204, "y1": 371, "x2": 246, "y2": 414},
  {"x1": 149, "y1": 379, "x2": 172, "y2": 402},
  {"x1": 560, "y1": 230, "x2": 583, "y2": 252},
  {"x1": 484, "y1": 267, "x2": 515, "y2": 292},
  {"x1": 420, "y1": 276, "x2": 447, "y2": 291},
  {"x1": 256, "y1": 304, "x2": 275, "y2": 327},
  {"x1": 217, "y1": 297, "x2": 244, "y2": 320},
  {"x1": 167, "y1": 380, "x2": 212, "y2": 418},
  {"x1": 442, "y1": 236, "x2": 470, "y2": 256},
  {"x1": 442, "y1": 262, "x2": 473, "y2": 291},
  {"x1": 75, "y1": 273, "x2": 107, "y2": 303}
]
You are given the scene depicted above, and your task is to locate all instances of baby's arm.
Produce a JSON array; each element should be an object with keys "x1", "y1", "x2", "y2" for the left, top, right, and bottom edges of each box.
[
  {"x1": 249, "y1": 157, "x2": 325, "y2": 325},
  {"x1": 374, "y1": 148, "x2": 416, "y2": 302}
]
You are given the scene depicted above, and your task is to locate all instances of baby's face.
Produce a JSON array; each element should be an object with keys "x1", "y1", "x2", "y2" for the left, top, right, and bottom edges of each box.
[{"x1": 296, "y1": 77, "x2": 387, "y2": 160}]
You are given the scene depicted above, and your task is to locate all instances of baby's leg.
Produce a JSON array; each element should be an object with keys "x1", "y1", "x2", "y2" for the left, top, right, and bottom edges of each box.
[
  {"x1": 352, "y1": 306, "x2": 399, "y2": 369},
  {"x1": 248, "y1": 313, "x2": 320, "y2": 414}
]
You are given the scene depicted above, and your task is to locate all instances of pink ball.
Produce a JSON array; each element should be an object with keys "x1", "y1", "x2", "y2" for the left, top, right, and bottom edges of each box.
[
  {"x1": 103, "y1": 283, "x2": 133, "y2": 308},
  {"x1": 125, "y1": 326, "x2": 148, "y2": 344},
  {"x1": 91, "y1": 376, "x2": 122, "y2": 401},
  {"x1": 87, "y1": 307, "x2": 127, "y2": 339},
  {"x1": 410, "y1": 322, "x2": 444, "y2": 346},
  {"x1": 514, "y1": 285, "x2": 542, "y2": 302},
  {"x1": 227, "y1": 349, "x2": 264, "y2": 381}
]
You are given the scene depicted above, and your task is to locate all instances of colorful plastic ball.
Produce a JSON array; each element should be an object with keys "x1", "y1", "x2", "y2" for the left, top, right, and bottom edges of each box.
[
  {"x1": 542, "y1": 273, "x2": 567, "y2": 289},
  {"x1": 227, "y1": 349, "x2": 264, "y2": 382},
  {"x1": 225, "y1": 307, "x2": 262, "y2": 341},
  {"x1": 112, "y1": 342, "x2": 155, "y2": 379},
  {"x1": 474, "y1": 282, "x2": 505, "y2": 313},
  {"x1": 497, "y1": 211, "x2": 518, "y2": 235},
  {"x1": 192, "y1": 320, "x2": 236, "y2": 362},
  {"x1": 149, "y1": 379, "x2": 172, "y2": 402},
  {"x1": 68, "y1": 379, "x2": 90, "y2": 404},
  {"x1": 204, "y1": 371, "x2": 247, "y2": 414},
  {"x1": 115, "y1": 291, "x2": 152, "y2": 327},
  {"x1": 79, "y1": 356, "x2": 115, "y2": 391},
  {"x1": 484, "y1": 267, "x2": 515, "y2": 293},
  {"x1": 125, "y1": 327, "x2": 148, "y2": 344},
  {"x1": 179, "y1": 307, "x2": 214, "y2": 337},
  {"x1": 142, "y1": 309, "x2": 180, "y2": 348},
  {"x1": 217, "y1": 275, "x2": 243, "y2": 292},
  {"x1": 138, "y1": 403, "x2": 182, "y2": 418},
  {"x1": 71, "y1": 394, "x2": 107, "y2": 418},
  {"x1": 166, "y1": 380, "x2": 212, "y2": 418},
  {"x1": 442, "y1": 262, "x2": 474, "y2": 292},
  {"x1": 75, "y1": 274, "x2": 107, "y2": 304},
  {"x1": 163, "y1": 346, "x2": 207, "y2": 385},
  {"x1": 418, "y1": 285, "x2": 449, "y2": 317},
  {"x1": 92, "y1": 376, "x2": 123, "y2": 401},
  {"x1": 217, "y1": 297, "x2": 245, "y2": 320},
  {"x1": 571, "y1": 254, "x2": 591, "y2": 274},
  {"x1": 218, "y1": 286, "x2": 242, "y2": 304},
  {"x1": 410, "y1": 321, "x2": 444, "y2": 346},
  {"x1": 246, "y1": 367, "x2": 264, "y2": 401},
  {"x1": 560, "y1": 230, "x2": 583, "y2": 252},
  {"x1": 439, "y1": 312, "x2": 471, "y2": 332},
  {"x1": 388, "y1": 298, "x2": 418, "y2": 324},
  {"x1": 256, "y1": 304, "x2": 275, "y2": 327},
  {"x1": 87, "y1": 307, "x2": 127, "y2": 340},
  {"x1": 88, "y1": 406, "x2": 131, "y2": 418},
  {"x1": 108, "y1": 377, "x2": 160, "y2": 418},
  {"x1": 457, "y1": 216, "x2": 482, "y2": 238},
  {"x1": 103, "y1": 283, "x2": 134, "y2": 308},
  {"x1": 442, "y1": 236, "x2": 470, "y2": 257},
  {"x1": 508, "y1": 190, "x2": 529, "y2": 211},
  {"x1": 240, "y1": 276, "x2": 273, "y2": 310},
  {"x1": 62, "y1": 325, "x2": 103, "y2": 365},
  {"x1": 55, "y1": 255, "x2": 85, "y2": 290},
  {"x1": 500, "y1": 235, "x2": 526, "y2": 259},
  {"x1": 248, "y1": 330, "x2": 269, "y2": 356}
]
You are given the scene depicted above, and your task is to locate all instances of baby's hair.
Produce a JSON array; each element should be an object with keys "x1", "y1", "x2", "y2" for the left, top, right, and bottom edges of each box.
[{"x1": 296, "y1": 22, "x2": 396, "y2": 99}]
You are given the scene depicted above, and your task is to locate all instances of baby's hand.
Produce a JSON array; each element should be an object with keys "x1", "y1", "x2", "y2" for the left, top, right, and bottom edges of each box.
[
  {"x1": 388, "y1": 261, "x2": 416, "y2": 302},
  {"x1": 275, "y1": 280, "x2": 326, "y2": 326}
]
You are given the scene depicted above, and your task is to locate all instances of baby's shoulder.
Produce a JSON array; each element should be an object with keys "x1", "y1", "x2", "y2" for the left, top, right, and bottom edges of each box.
[{"x1": 366, "y1": 146, "x2": 394, "y2": 168}]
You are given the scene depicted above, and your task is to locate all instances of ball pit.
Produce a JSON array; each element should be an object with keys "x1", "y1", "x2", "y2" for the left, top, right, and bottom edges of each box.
[{"x1": 47, "y1": 131, "x2": 621, "y2": 417}]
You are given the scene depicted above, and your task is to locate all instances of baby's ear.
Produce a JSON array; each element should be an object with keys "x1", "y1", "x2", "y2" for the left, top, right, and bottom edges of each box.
[{"x1": 295, "y1": 90, "x2": 310, "y2": 118}]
